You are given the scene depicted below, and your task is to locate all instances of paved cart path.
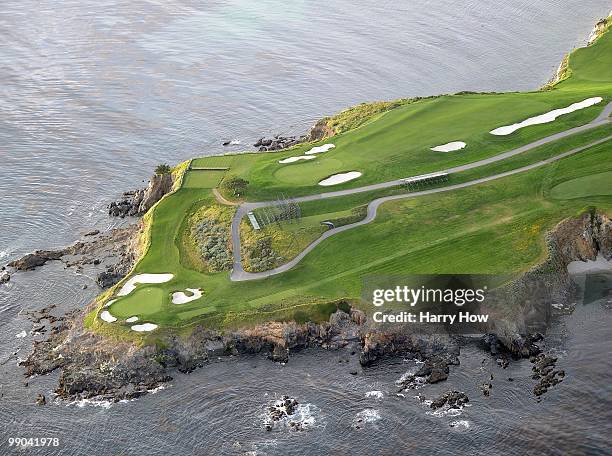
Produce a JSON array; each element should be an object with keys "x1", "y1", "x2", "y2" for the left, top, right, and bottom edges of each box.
[{"x1": 229, "y1": 102, "x2": 612, "y2": 281}]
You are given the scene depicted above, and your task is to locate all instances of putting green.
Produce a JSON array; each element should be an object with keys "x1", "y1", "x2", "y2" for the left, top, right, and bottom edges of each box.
[
  {"x1": 550, "y1": 170, "x2": 612, "y2": 199},
  {"x1": 109, "y1": 287, "x2": 167, "y2": 319}
]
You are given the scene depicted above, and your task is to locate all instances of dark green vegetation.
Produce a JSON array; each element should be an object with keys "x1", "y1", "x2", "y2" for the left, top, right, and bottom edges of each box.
[
  {"x1": 155, "y1": 163, "x2": 172, "y2": 175},
  {"x1": 89, "y1": 21, "x2": 612, "y2": 340}
]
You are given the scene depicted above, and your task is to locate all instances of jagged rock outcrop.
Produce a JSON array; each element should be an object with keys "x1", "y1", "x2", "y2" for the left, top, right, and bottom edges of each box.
[
  {"x1": 0, "y1": 269, "x2": 10, "y2": 284},
  {"x1": 8, "y1": 250, "x2": 64, "y2": 271},
  {"x1": 308, "y1": 119, "x2": 335, "y2": 142},
  {"x1": 6, "y1": 225, "x2": 140, "y2": 293},
  {"x1": 531, "y1": 353, "x2": 565, "y2": 396},
  {"x1": 253, "y1": 134, "x2": 307, "y2": 152},
  {"x1": 484, "y1": 212, "x2": 612, "y2": 356},
  {"x1": 429, "y1": 390, "x2": 469, "y2": 410},
  {"x1": 108, "y1": 173, "x2": 173, "y2": 217},
  {"x1": 359, "y1": 327, "x2": 458, "y2": 367}
]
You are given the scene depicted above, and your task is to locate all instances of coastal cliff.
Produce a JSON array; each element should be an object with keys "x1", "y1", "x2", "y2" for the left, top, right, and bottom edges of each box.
[{"x1": 19, "y1": 210, "x2": 612, "y2": 403}]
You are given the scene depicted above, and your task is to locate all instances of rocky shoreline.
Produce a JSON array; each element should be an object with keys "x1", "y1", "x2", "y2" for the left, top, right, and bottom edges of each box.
[
  {"x1": 108, "y1": 172, "x2": 173, "y2": 218},
  {"x1": 6, "y1": 157, "x2": 611, "y2": 406},
  {"x1": 11, "y1": 208, "x2": 612, "y2": 405}
]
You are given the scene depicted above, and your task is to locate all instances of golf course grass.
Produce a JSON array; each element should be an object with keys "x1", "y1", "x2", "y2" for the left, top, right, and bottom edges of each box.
[
  {"x1": 89, "y1": 19, "x2": 612, "y2": 341},
  {"x1": 550, "y1": 170, "x2": 612, "y2": 199}
]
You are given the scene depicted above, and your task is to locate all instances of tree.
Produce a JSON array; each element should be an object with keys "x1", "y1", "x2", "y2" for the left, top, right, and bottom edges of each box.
[
  {"x1": 222, "y1": 175, "x2": 249, "y2": 196},
  {"x1": 155, "y1": 163, "x2": 172, "y2": 175}
]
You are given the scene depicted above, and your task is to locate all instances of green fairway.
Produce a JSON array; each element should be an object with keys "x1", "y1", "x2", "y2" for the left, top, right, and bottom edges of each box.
[
  {"x1": 550, "y1": 170, "x2": 612, "y2": 199},
  {"x1": 223, "y1": 90, "x2": 609, "y2": 201},
  {"x1": 89, "y1": 20, "x2": 612, "y2": 340}
]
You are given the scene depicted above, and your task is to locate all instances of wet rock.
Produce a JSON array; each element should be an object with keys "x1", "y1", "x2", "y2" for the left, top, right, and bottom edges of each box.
[
  {"x1": 265, "y1": 395, "x2": 299, "y2": 431},
  {"x1": 429, "y1": 391, "x2": 469, "y2": 410},
  {"x1": 8, "y1": 250, "x2": 63, "y2": 271},
  {"x1": 531, "y1": 353, "x2": 564, "y2": 396},
  {"x1": 480, "y1": 382, "x2": 492, "y2": 397},
  {"x1": 268, "y1": 344, "x2": 289, "y2": 363},
  {"x1": 96, "y1": 270, "x2": 123, "y2": 289},
  {"x1": 496, "y1": 357, "x2": 509, "y2": 369},
  {"x1": 396, "y1": 353, "x2": 458, "y2": 391},
  {"x1": 84, "y1": 230, "x2": 100, "y2": 237},
  {"x1": 0, "y1": 270, "x2": 10, "y2": 284},
  {"x1": 481, "y1": 332, "x2": 542, "y2": 359},
  {"x1": 36, "y1": 394, "x2": 46, "y2": 405},
  {"x1": 252, "y1": 134, "x2": 305, "y2": 151}
]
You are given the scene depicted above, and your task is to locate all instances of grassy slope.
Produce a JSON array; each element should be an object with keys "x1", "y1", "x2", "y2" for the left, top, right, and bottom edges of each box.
[{"x1": 90, "y1": 23, "x2": 612, "y2": 339}]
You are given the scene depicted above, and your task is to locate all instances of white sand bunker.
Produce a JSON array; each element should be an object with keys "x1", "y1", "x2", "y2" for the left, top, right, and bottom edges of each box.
[
  {"x1": 117, "y1": 273, "x2": 174, "y2": 296},
  {"x1": 104, "y1": 299, "x2": 117, "y2": 308},
  {"x1": 131, "y1": 323, "x2": 158, "y2": 332},
  {"x1": 172, "y1": 288, "x2": 203, "y2": 304},
  {"x1": 431, "y1": 141, "x2": 466, "y2": 152},
  {"x1": 278, "y1": 155, "x2": 316, "y2": 164},
  {"x1": 100, "y1": 310, "x2": 117, "y2": 323},
  {"x1": 319, "y1": 171, "x2": 362, "y2": 186},
  {"x1": 126, "y1": 316, "x2": 139, "y2": 323},
  {"x1": 305, "y1": 143, "x2": 335, "y2": 155},
  {"x1": 490, "y1": 97, "x2": 603, "y2": 135}
]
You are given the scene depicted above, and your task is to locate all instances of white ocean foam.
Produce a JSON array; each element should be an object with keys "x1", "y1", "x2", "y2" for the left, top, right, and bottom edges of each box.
[
  {"x1": 0, "y1": 250, "x2": 8, "y2": 259},
  {"x1": 490, "y1": 97, "x2": 603, "y2": 135},
  {"x1": 365, "y1": 391, "x2": 384, "y2": 400},
  {"x1": 449, "y1": 419, "x2": 470, "y2": 429},
  {"x1": 15, "y1": 330, "x2": 27, "y2": 338},
  {"x1": 67, "y1": 398, "x2": 114, "y2": 409},
  {"x1": 100, "y1": 310, "x2": 117, "y2": 323},
  {"x1": 318, "y1": 171, "x2": 362, "y2": 186},
  {"x1": 305, "y1": 143, "x2": 335, "y2": 155},
  {"x1": 278, "y1": 155, "x2": 316, "y2": 164},
  {"x1": 117, "y1": 273, "x2": 174, "y2": 296},
  {"x1": 430, "y1": 141, "x2": 466, "y2": 152},
  {"x1": 353, "y1": 409, "x2": 381, "y2": 427},
  {"x1": 131, "y1": 323, "x2": 158, "y2": 332},
  {"x1": 171, "y1": 288, "x2": 203, "y2": 304},
  {"x1": 290, "y1": 403, "x2": 317, "y2": 429},
  {"x1": 429, "y1": 407, "x2": 463, "y2": 418},
  {"x1": 263, "y1": 400, "x2": 319, "y2": 431}
]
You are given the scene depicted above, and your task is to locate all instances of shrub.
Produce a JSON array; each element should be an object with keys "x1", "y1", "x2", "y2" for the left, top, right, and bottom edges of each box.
[
  {"x1": 155, "y1": 163, "x2": 172, "y2": 175},
  {"x1": 191, "y1": 218, "x2": 232, "y2": 271},
  {"x1": 222, "y1": 175, "x2": 249, "y2": 197},
  {"x1": 246, "y1": 237, "x2": 283, "y2": 272}
]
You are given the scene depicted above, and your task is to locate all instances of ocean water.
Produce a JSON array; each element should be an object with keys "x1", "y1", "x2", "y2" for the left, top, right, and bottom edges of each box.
[{"x1": 1, "y1": 1, "x2": 611, "y2": 455}]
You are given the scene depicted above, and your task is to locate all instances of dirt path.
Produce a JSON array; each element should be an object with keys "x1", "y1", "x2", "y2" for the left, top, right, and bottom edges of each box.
[{"x1": 213, "y1": 188, "x2": 239, "y2": 206}]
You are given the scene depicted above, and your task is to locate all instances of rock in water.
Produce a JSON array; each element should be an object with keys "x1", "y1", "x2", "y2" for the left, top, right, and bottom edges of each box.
[
  {"x1": 531, "y1": 353, "x2": 565, "y2": 396},
  {"x1": 265, "y1": 395, "x2": 300, "y2": 431},
  {"x1": 36, "y1": 394, "x2": 46, "y2": 405},
  {"x1": 0, "y1": 270, "x2": 10, "y2": 284},
  {"x1": 430, "y1": 391, "x2": 469, "y2": 410},
  {"x1": 8, "y1": 250, "x2": 63, "y2": 271}
]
